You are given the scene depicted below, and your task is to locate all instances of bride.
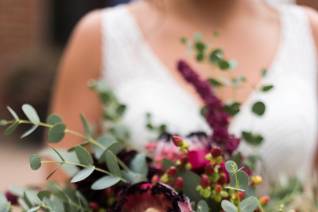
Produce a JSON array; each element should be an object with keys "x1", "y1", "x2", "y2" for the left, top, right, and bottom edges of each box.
[{"x1": 51, "y1": 0, "x2": 318, "y2": 183}]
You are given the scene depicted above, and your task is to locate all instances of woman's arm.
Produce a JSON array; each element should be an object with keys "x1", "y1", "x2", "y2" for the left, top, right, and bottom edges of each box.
[
  {"x1": 305, "y1": 7, "x2": 318, "y2": 50},
  {"x1": 50, "y1": 10, "x2": 103, "y2": 149}
]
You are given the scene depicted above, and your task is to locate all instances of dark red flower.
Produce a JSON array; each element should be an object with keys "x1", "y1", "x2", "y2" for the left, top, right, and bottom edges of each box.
[{"x1": 114, "y1": 182, "x2": 192, "y2": 212}]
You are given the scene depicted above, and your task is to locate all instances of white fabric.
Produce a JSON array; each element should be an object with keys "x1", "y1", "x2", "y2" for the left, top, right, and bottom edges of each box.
[{"x1": 101, "y1": 4, "x2": 318, "y2": 182}]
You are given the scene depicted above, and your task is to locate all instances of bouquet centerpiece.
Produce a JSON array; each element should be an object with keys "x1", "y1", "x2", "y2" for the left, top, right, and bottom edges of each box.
[{"x1": 0, "y1": 34, "x2": 311, "y2": 212}]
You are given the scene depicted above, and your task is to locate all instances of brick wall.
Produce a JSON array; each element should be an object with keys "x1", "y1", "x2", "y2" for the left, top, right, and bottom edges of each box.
[{"x1": 0, "y1": 0, "x2": 48, "y2": 101}]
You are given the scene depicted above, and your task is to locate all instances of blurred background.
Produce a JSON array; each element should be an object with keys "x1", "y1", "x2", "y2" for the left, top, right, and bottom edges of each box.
[{"x1": 0, "y1": 0, "x2": 316, "y2": 189}]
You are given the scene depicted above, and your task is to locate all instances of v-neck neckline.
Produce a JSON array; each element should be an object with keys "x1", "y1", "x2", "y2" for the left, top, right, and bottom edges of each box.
[{"x1": 122, "y1": 4, "x2": 287, "y2": 128}]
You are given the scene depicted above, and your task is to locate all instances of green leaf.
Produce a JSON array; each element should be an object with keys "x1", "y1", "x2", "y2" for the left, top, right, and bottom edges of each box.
[
  {"x1": 22, "y1": 104, "x2": 40, "y2": 124},
  {"x1": 94, "y1": 135, "x2": 118, "y2": 159},
  {"x1": 209, "y1": 49, "x2": 224, "y2": 64},
  {"x1": 80, "y1": 114, "x2": 92, "y2": 137},
  {"x1": 261, "y1": 84, "x2": 274, "y2": 92},
  {"x1": 91, "y1": 176, "x2": 121, "y2": 190},
  {"x1": 50, "y1": 146, "x2": 65, "y2": 162},
  {"x1": 179, "y1": 171, "x2": 201, "y2": 202},
  {"x1": 180, "y1": 37, "x2": 188, "y2": 44},
  {"x1": 74, "y1": 146, "x2": 93, "y2": 166},
  {"x1": 29, "y1": 154, "x2": 41, "y2": 170},
  {"x1": 208, "y1": 78, "x2": 224, "y2": 88},
  {"x1": 4, "y1": 121, "x2": 19, "y2": 136},
  {"x1": 241, "y1": 131, "x2": 264, "y2": 146},
  {"x1": 130, "y1": 153, "x2": 148, "y2": 176},
  {"x1": 71, "y1": 166, "x2": 95, "y2": 183},
  {"x1": 251, "y1": 101, "x2": 266, "y2": 116},
  {"x1": 21, "y1": 125, "x2": 38, "y2": 139},
  {"x1": 47, "y1": 114, "x2": 63, "y2": 125},
  {"x1": 197, "y1": 200, "x2": 209, "y2": 212},
  {"x1": 0, "y1": 193, "x2": 11, "y2": 212},
  {"x1": 240, "y1": 196, "x2": 259, "y2": 212},
  {"x1": 48, "y1": 123, "x2": 66, "y2": 143},
  {"x1": 104, "y1": 150, "x2": 121, "y2": 177},
  {"x1": 237, "y1": 171, "x2": 249, "y2": 190},
  {"x1": 7, "y1": 106, "x2": 19, "y2": 120},
  {"x1": 37, "y1": 191, "x2": 51, "y2": 200},
  {"x1": 221, "y1": 200, "x2": 238, "y2": 212},
  {"x1": 224, "y1": 102, "x2": 241, "y2": 116},
  {"x1": 122, "y1": 170, "x2": 146, "y2": 184},
  {"x1": 225, "y1": 160, "x2": 238, "y2": 174},
  {"x1": 261, "y1": 69, "x2": 268, "y2": 77}
]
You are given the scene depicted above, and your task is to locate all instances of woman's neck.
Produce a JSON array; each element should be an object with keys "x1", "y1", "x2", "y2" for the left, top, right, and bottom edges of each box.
[{"x1": 161, "y1": 0, "x2": 273, "y2": 27}]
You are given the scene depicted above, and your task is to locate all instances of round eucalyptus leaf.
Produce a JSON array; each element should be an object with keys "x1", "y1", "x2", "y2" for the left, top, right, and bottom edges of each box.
[
  {"x1": 91, "y1": 176, "x2": 121, "y2": 190},
  {"x1": 251, "y1": 101, "x2": 266, "y2": 116},
  {"x1": 47, "y1": 114, "x2": 63, "y2": 125},
  {"x1": 225, "y1": 160, "x2": 238, "y2": 174},
  {"x1": 48, "y1": 124, "x2": 66, "y2": 143},
  {"x1": 30, "y1": 154, "x2": 41, "y2": 170},
  {"x1": 240, "y1": 196, "x2": 259, "y2": 212},
  {"x1": 197, "y1": 200, "x2": 209, "y2": 212},
  {"x1": 221, "y1": 200, "x2": 237, "y2": 212}
]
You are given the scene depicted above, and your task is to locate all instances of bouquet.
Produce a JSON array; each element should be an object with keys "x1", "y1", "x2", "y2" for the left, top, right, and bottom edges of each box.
[{"x1": 0, "y1": 35, "x2": 311, "y2": 212}]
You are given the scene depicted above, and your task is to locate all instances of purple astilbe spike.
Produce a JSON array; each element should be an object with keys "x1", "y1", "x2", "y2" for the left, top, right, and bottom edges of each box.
[{"x1": 177, "y1": 59, "x2": 239, "y2": 154}]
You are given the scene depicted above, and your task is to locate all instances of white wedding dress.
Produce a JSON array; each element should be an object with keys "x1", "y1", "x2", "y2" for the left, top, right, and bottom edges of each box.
[{"x1": 100, "y1": 4, "x2": 318, "y2": 183}]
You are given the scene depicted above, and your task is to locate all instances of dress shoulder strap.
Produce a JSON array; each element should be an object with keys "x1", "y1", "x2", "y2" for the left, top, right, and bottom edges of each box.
[{"x1": 100, "y1": 5, "x2": 148, "y2": 88}]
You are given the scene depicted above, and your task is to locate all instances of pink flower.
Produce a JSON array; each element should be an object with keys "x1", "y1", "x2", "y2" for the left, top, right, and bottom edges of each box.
[{"x1": 187, "y1": 149, "x2": 209, "y2": 170}]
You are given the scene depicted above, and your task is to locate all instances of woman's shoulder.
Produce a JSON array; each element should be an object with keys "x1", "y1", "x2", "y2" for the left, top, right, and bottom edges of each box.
[{"x1": 302, "y1": 6, "x2": 318, "y2": 49}]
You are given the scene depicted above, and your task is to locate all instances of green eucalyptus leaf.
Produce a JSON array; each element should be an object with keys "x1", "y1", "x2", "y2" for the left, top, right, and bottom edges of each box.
[
  {"x1": 241, "y1": 131, "x2": 264, "y2": 146},
  {"x1": 91, "y1": 176, "x2": 121, "y2": 190},
  {"x1": 104, "y1": 150, "x2": 121, "y2": 177},
  {"x1": 197, "y1": 200, "x2": 209, "y2": 212},
  {"x1": 261, "y1": 69, "x2": 268, "y2": 77},
  {"x1": 7, "y1": 106, "x2": 19, "y2": 120},
  {"x1": 38, "y1": 191, "x2": 52, "y2": 201},
  {"x1": 237, "y1": 171, "x2": 249, "y2": 190},
  {"x1": 261, "y1": 84, "x2": 274, "y2": 92},
  {"x1": 130, "y1": 153, "x2": 148, "y2": 176},
  {"x1": 29, "y1": 154, "x2": 41, "y2": 170},
  {"x1": 240, "y1": 196, "x2": 259, "y2": 212},
  {"x1": 221, "y1": 200, "x2": 237, "y2": 212},
  {"x1": 22, "y1": 104, "x2": 40, "y2": 124},
  {"x1": 94, "y1": 135, "x2": 118, "y2": 159},
  {"x1": 4, "y1": 121, "x2": 19, "y2": 136},
  {"x1": 71, "y1": 166, "x2": 95, "y2": 183},
  {"x1": 251, "y1": 101, "x2": 266, "y2": 116},
  {"x1": 208, "y1": 78, "x2": 224, "y2": 88},
  {"x1": 80, "y1": 114, "x2": 92, "y2": 137},
  {"x1": 178, "y1": 171, "x2": 201, "y2": 202},
  {"x1": 50, "y1": 146, "x2": 65, "y2": 162},
  {"x1": 47, "y1": 114, "x2": 63, "y2": 125},
  {"x1": 48, "y1": 123, "x2": 66, "y2": 143},
  {"x1": 209, "y1": 49, "x2": 224, "y2": 64},
  {"x1": 196, "y1": 52, "x2": 204, "y2": 61},
  {"x1": 0, "y1": 120, "x2": 9, "y2": 126},
  {"x1": 21, "y1": 125, "x2": 38, "y2": 139},
  {"x1": 74, "y1": 146, "x2": 93, "y2": 166},
  {"x1": 0, "y1": 193, "x2": 11, "y2": 212},
  {"x1": 224, "y1": 102, "x2": 241, "y2": 116},
  {"x1": 225, "y1": 160, "x2": 238, "y2": 174},
  {"x1": 122, "y1": 170, "x2": 146, "y2": 184}
]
